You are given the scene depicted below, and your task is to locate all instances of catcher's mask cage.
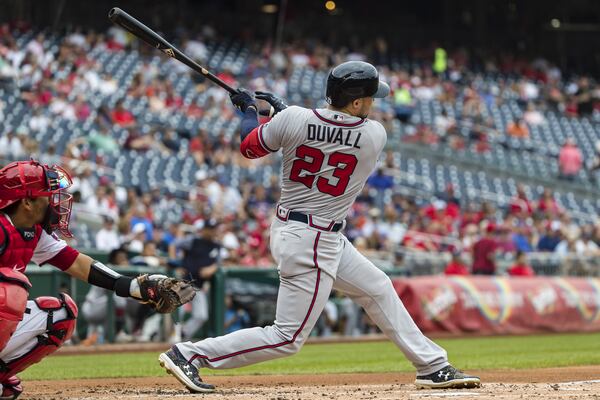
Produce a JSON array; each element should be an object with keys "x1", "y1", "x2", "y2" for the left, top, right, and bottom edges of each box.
[{"x1": 0, "y1": 160, "x2": 74, "y2": 237}]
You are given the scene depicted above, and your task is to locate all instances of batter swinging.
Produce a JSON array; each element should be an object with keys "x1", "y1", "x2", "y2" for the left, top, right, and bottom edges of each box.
[{"x1": 160, "y1": 61, "x2": 481, "y2": 392}]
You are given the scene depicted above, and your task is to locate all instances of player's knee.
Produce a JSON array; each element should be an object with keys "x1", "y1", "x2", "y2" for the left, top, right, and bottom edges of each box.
[
  {"x1": 0, "y1": 293, "x2": 77, "y2": 381},
  {"x1": 271, "y1": 324, "x2": 304, "y2": 355},
  {"x1": 286, "y1": 339, "x2": 303, "y2": 355},
  {"x1": 34, "y1": 292, "x2": 78, "y2": 345}
]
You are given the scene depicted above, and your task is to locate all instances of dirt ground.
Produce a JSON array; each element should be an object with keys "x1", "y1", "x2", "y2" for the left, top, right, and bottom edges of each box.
[{"x1": 24, "y1": 366, "x2": 600, "y2": 400}]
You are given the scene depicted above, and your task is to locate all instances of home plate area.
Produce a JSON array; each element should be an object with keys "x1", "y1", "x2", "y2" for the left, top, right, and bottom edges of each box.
[{"x1": 24, "y1": 369, "x2": 600, "y2": 400}]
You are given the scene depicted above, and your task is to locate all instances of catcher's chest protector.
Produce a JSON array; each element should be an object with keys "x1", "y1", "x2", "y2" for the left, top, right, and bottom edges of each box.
[{"x1": 0, "y1": 214, "x2": 42, "y2": 273}]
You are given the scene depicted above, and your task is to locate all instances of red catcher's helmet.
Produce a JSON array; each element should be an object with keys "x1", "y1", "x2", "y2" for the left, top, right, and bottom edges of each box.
[{"x1": 0, "y1": 160, "x2": 74, "y2": 237}]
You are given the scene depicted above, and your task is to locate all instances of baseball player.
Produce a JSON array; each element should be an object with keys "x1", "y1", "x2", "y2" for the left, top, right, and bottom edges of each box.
[
  {"x1": 159, "y1": 61, "x2": 480, "y2": 392},
  {"x1": 0, "y1": 160, "x2": 195, "y2": 400}
]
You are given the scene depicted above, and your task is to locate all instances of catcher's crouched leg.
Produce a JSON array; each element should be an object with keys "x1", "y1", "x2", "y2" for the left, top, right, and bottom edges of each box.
[
  {"x1": 0, "y1": 269, "x2": 31, "y2": 352},
  {"x1": 0, "y1": 293, "x2": 78, "y2": 384}
]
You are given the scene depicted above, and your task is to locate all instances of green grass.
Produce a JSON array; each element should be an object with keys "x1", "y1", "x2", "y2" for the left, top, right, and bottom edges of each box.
[{"x1": 21, "y1": 332, "x2": 600, "y2": 380}]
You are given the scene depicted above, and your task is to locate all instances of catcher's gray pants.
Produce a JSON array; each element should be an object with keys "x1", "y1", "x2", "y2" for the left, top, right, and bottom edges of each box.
[{"x1": 176, "y1": 218, "x2": 448, "y2": 375}]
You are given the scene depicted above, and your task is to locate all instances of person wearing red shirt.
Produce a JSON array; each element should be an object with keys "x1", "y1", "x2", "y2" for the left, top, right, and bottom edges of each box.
[
  {"x1": 507, "y1": 251, "x2": 535, "y2": 277},
  {"x1": 509, "y1": 185, "x2": 533, "y2": 215},
  {"x1": 111, "y1": 100, "x2": 136, "y2": 127},
  {"x1": 472, "y1": 223, "x2": 498, "y2": 275},
  {"x1": 0, "y1": 160, "x2": 194, "y2": 399},
  {"x1": 444, "y1": 252, "x2": 469, "y2": 276}
]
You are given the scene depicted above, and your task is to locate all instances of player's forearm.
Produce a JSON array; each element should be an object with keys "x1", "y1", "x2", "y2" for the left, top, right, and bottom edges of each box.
[
  {"x1": 64, "y1": 253, "x2": 138, "y2": 298},
  {"x1": 240, "y1": 107, "x2": 259, "y2": 141}
]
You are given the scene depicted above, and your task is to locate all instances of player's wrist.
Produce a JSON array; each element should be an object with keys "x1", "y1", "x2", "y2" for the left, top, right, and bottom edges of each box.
[{"x1": 88, "y1": 260, "x2": 135, "y2": 297}]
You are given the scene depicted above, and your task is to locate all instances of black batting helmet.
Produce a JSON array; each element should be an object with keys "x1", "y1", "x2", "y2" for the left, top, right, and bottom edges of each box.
[{"x1": 325, "y1": 61, "x2": 390, "y2": 108}]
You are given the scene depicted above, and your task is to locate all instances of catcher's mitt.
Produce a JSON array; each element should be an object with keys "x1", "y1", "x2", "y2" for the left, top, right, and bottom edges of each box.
[{"x1": 135, "y1": 274, "x2": 196, "y2": 313}]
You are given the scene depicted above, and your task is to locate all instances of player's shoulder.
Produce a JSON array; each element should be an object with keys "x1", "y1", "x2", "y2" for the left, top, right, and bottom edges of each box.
[
  {"x1": 363, "y1": 118, "x2": 387, "y2": 151},
  {"x1": 267, "y1": 105, "x2": 311, "y2": 127},
  {"x1": 276, "y1": 105, "x2": 310, "y2": 118},
  {"x1": 365, "y1": 118, "x2": 386, "y2": 132}
]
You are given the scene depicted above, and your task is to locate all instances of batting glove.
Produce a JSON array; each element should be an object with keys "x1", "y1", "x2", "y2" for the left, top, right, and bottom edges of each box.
[
  {"x1": 255, "y1": 91, "x2": 288, "y2": 116},
  {"x1": 230, "y1": 88, "x2": 257, "y2": 113}
]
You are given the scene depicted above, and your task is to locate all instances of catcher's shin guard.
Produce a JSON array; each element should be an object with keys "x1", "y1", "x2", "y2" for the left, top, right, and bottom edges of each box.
[
  {"x1": 0, "y1": 269, "x2": 31, "y2": 352},
  {"x1": 0, "y1": 293, "x2": 77, "y2": 381}
]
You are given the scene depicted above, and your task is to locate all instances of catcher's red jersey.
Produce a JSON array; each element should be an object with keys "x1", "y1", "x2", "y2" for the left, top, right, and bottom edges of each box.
[{"x1": 0, "y1": 213, "x2": 79, "y2": 273}]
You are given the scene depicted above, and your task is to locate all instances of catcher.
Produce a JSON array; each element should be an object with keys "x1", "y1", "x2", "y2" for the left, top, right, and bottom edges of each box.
[{"x1": 0, "y1": 160, "x2": 195, "y2": 400}]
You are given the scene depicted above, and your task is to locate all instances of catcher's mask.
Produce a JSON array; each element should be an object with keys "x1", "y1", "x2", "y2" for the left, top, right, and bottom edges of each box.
[{"x1": 0, "y1": 160, "x2": 74, "y2": 237}]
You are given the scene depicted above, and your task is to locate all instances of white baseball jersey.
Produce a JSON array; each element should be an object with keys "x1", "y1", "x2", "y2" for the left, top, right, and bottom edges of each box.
[
  {"x1": 259, "y1": 106, "x2": 387, "y2": 221},
  {"x1": 175, "y1": 105, "x2": 449, "y2": 378}
]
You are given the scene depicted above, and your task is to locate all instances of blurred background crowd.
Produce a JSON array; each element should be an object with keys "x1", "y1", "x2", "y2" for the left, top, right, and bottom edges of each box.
[{"x1": 2, "y1": 0, "x2": 600, "y2": 342}]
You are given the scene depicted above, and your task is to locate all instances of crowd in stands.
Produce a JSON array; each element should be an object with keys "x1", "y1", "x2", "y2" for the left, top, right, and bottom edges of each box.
[{"x1": 2, "y1": 23, "x2": 600, "y2": 340}]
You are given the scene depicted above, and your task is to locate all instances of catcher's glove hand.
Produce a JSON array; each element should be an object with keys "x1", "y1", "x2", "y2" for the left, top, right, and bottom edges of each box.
[{"x1": 134, "y1": 274, "x2": 196, "y2": 313}]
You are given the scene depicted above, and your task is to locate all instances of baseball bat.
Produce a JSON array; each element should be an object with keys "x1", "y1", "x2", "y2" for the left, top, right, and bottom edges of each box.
[{"x1": 108, "y1": 8, "x2": 274, "y2": 116}]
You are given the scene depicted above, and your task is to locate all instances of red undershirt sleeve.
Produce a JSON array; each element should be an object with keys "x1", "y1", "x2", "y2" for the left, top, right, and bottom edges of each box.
[{"x1": 240, "y1": 125, "x2": 275, "y2": 159}]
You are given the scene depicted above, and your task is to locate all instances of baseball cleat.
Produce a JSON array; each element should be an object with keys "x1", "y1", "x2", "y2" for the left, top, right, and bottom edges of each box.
[
  {"x1": 0, "y1": 376, "x2": 23, "y2": 400},
  {"x1": 415, "y1": 365, "x2": 481, "y2": 389},
  {"x1": 158, "y1": 346, "x2": 215, "y2": 393}
]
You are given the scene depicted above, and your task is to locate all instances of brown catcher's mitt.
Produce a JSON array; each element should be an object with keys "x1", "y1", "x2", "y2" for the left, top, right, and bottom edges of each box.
[{"x1": 135, "y1": 274, "x2": 196, "y2": 313}]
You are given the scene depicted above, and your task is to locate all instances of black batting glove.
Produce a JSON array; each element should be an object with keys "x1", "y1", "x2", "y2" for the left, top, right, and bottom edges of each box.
[
  {"x1": 230, "y1": 88, "x2": 257, "y2": 113},
  {"x1": 255, "y1": 91, "x2": 288, "y2": 115}
]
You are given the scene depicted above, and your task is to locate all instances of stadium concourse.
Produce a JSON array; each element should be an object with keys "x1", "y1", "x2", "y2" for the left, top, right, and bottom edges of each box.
[{"x1": 1, "y1": 23, "x2": 600, "y2": 340}]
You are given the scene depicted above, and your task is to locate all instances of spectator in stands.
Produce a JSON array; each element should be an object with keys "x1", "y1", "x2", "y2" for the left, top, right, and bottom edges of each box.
[
  {"x1": 507, "y1": 251, "x2": 535, "y2": 277},
  {"x1": 509, "y1": 184, "x2": 533, "y2": 216},
  {"x1": 0, "y1": 130, "x2": 24, "y2": 160},
  {"x1": 28, "y1": 107, "x2": 50, "y2": 132},
  {"x1": 537, "y1": 188, "x2": 562, "y2": 217},
  {"x1": 523, "y1": 102, "x2": 546, "y2": 126},
  {"x1": 176, "y1": 219, "x2": 221, "y2": 339},
  {"x1": 558, "y1": 138, "x2": 583, "y2": 181},
  {"x1": 126, "y1": 223, "x2": 147, "y2": 253},
  {"x1": 108, "y1": 246, "x2": 129, "y2": 266},
  {"x1": 444, "y1": 252, "x2": 469, "y2": 275},
  {"x1": 392, "y1": 83, "x2": 414, "y2": 122},
  {"x1": 223, "y1": 294, "x2": 250, "y2": 335},
  {"x1": 111, "y1": 99, "x2": 135, "y2": 127},
  {"x1": 367, "y1": 168, "x2": 393, "y2": 209},
  {"x1": 130, "y1": 241, "x2": 165, "y2": 268},
  {"x1": 575, "y1": 77, "x2": 594, "y2": 116},
  {"x1": 472, "y1": 223, "x2": 498, "y2": 275},
  {"x1": 537, "y1": 221, "x2": 562, "y2": 252},
  {"x1": 506, "y1": 118, "x2": 530, "y2": 138},
  {"x1": 87, "y1": 126, "x2": 119, "y2": 153},
  {"x1": 129, "y1": 204, "x2": 153, "y2": 242},
  {"x1": 512, "y1": 225, "x2": 534, "y2": 253},
  {"x1": 438, "y1": 184, "x2": 460, "y2": 207},
  {"x1": 95, "y1": 215, "x2": 121, "y2": 252}
]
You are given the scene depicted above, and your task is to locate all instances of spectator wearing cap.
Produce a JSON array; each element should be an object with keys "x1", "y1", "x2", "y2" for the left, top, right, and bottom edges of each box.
[
  {"x1": 507, "y1": 251, "x2": 535, "y2": 277},
  {"x1": 95, "y1": 215, "x2": 121, "y2": 252},
  {"x1": 444, "y1": 252, "x2": 469, "y2": 275},
  {"x1": 472, "y1": 222, "x2": 498, "y2": 275},
  {"x1": 127, "y1": 222, "x2": 147, "y2": 253},
  {"x1": 175, "y1": 218, "x2": 221, "y2": 339}
]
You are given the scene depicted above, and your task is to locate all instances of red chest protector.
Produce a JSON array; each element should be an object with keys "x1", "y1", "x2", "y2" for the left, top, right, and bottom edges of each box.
[{"x1": 0, "y1": 214, "x2": 42, "y2": 273}]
